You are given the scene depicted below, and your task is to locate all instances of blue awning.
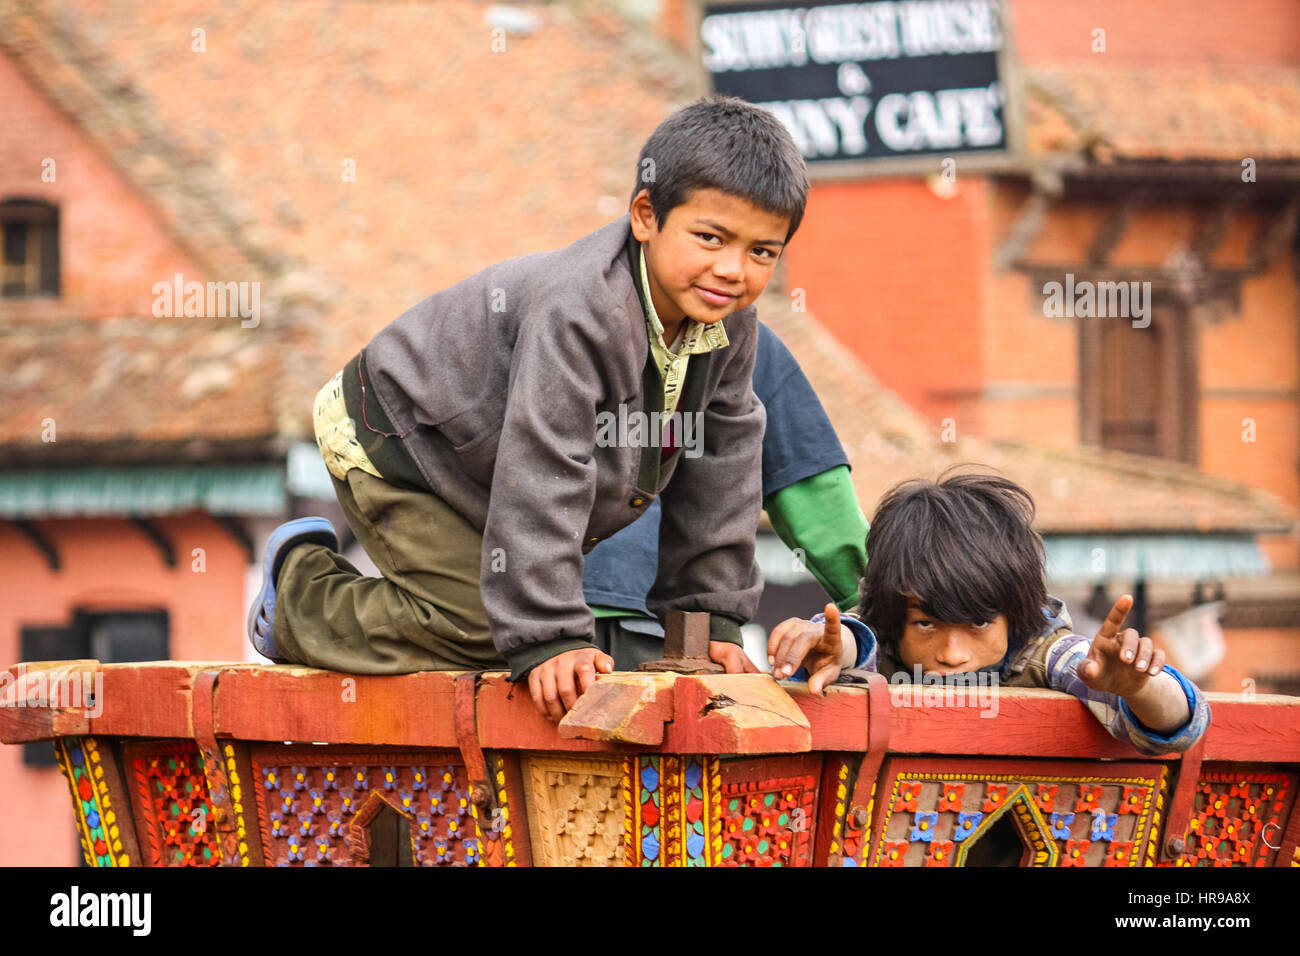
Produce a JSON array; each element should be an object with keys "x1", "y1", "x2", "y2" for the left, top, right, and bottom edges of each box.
[
  {"x1": 1044, "y1": 535, "x2": 1270, "y2": 585},
  {"x1": 0, "y1": 464, "x2": 286, "y2": 518}
]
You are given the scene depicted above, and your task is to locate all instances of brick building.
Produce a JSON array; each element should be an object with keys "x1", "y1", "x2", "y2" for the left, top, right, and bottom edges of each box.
[{"x1": 1, "y1": 0, "x2": 1296, "y2": 864}]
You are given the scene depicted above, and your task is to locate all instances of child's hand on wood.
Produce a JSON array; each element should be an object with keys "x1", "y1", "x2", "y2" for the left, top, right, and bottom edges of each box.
[
  {"x1": 528, "y1": 647, "x2": 615, "y2": 722},
  {"x1": 1079, "y1": 594, "x2": 1166, "y2": 698},
  {"x1": 767, "y1": 603, "x2": 851, "y2": 695},
  {"x1": 709, "y1": 641, "x2": 760, "y2": 674}
]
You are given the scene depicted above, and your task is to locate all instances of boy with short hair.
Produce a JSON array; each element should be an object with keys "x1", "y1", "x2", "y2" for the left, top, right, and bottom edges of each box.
[
  {"x1": 248, "y1": 95, "x2": 810, "y2": 721},
  {"x1": 768, "y1": 471, "x2": 1211, "y2": 754}
]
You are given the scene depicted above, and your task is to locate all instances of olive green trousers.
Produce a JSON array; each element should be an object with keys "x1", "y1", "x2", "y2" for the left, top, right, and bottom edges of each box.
[{"x1": 272, "y1": 468, "x2": 662, "y2": 674}]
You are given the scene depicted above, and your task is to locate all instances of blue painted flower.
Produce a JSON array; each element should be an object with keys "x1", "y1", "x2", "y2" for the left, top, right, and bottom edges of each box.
[
  {"x1": 340, "y1": 790, "x2": 357, "y2": 815},
  {"x1": 640, "y1": 762, "x2": 659, "y2": 791},
  {"x1": 290, "y1": 765, "x2": 309, "y2": 791},
  {"x1": 287, "y1": 836, "x2": 305, "y2": 862},
  {"x1": 1051, "y1": 812, "x2": 1075, "y2": 839},
  {"x1": 381, "y1": 766, "x2": 398, "y2": 791},
  {"x1": 352, "y1": 768, "x2": 369, "y2": 792},
  {"x1": 280, "y1": 793, "x2": 294, "y2": 815},
  {"x1": 411, "y1": 767, "x2": 427, "y2": 791},
  {"x1": 327, "y1": 812, "x2": 344, "y2": 839},
  {"x1": 262, "y1": 767, "x2": 279, "y2": 790},
  {"x1": 953, "y1": 811, "x2": 984, "y2": 841},
  {"x1": 1090, "y1": 811, "x2": 1117, "y2": 842},
  {"x1": 298, "y1": 813, "x2": 314, "y2": 837},
  {"x1": 397, "y1": 789, "x2": 416, "y2": 813},
  {"x1": 308, "y1": 789, "x2": 327, "y2": 816},
  {"x1": 269, "y1": 811, "x2": 286, "y2": 840},
  {"x1": 910, "y1": 811, "x2": 938, "y2": 843},
  {"x1": 321, "y1": 767, "x2": 339, "y2": 791},
  {"x1": 415, "y1": 814, "x2": 434, "y2": 841}
]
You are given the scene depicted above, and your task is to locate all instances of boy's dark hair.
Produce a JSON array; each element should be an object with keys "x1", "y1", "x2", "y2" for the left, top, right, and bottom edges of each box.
[
  {"x1": 630, "y1": 94, "x2": 809, "y2": 243},
  {"x1": 858, "y1": 469, "x2": 1049, "y2": 657}
]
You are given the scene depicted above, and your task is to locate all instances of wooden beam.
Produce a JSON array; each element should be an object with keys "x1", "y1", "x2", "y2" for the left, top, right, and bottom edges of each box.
[
  {"x1": 129, "y1": 516, "x2": 176, "y2": 567},
  {"x1": 1086, "y1": 197, "x2": 1136, "y2": 265},
  {"x1": 10, "y1": 519, "x2": 60, "y2": 570},
  {"x1": 212, "y1": 514, "x2": 254, "y2": 565},
  {"x1": 992, "y1": 189, "x2": 1048, "y2": 272},
  {"x1": 1247, "y1": 198, "x2": 1299, "y2": 273},
  {"x1": 211, "y1": 666, "x2": 460, "y2": 747}
]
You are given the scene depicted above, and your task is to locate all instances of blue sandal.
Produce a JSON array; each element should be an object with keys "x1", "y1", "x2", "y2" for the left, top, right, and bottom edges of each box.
[{"x1": 248, "y1": 517, "x2": 338, "y2": 662}]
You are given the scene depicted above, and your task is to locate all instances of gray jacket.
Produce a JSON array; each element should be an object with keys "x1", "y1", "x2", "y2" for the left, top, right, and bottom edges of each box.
[{"x1": 359, "y1": 214, "x2": 766, "y2": 677}]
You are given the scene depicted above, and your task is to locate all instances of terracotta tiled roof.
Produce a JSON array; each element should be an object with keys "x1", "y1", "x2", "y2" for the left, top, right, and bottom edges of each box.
[
  {"x1": 0, "y1": 316, "x2": 289, "y2": 461},
  {"x1": 1024, "y1": 63, "x2": 1300, "y2": 163},
  {"x1": 0, "y1": 0, "x2": 694, "y2": 455},
  {"x1": 756, "y1": 290, "x2": 1295, "y2": 535}
]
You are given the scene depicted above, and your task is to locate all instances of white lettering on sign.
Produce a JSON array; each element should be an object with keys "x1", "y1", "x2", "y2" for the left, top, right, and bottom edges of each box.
[{"x1": 702, "y1": 0, "x2": 1001, "y2": 73}]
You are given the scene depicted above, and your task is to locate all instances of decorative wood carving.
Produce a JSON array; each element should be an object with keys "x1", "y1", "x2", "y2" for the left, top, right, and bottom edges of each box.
[
  {"x1": 1167, "y1": 767, "x2": 1297, "y2": 866},
  {"x1": 522, "y1": 755, "x2": 625, "y2": 867},
  {"x1": 123, "y1": 740, "x2": 222, "y2": 866},
  {"x1": 868, "y1": 758, "x2": 1167, "y2": 867},
  {"x1": 625, "y1": 754, "x2": 725, "y2": 866},
  {"x1": 55, "y1": 736, "x2": 139, "y2": 867},
  {"x1": 249, "y1": 747, "x2": 495, "y2": 866}
]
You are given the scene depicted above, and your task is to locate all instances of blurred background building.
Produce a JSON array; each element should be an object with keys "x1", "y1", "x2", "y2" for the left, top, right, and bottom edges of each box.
[{"x1": 1, "y1": 0, "x2": 1297, "y2": 863}]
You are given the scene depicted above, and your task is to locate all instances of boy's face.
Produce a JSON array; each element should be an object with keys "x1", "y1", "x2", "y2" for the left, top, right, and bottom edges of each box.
[
  {"x1": 896, "y1": 600, "x2": 1008, "y2": 675},
  {"x1": 629, "y1": 187, "x2": 789, "y2": 328}
]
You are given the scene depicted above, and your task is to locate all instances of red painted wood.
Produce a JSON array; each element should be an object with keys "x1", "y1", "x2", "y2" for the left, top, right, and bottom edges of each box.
[
  {"x1": 557, "y1": 674, "x2": 675, "y2": 745},
  {"x1": 887, "y1": 688, "x2": 1164, "y2": 759},
  {"x1": 665, "y1": 675, "x2": 811, "y2": 754},
  {"x1": 1161, "y1": 738, "x2": 1206, "y2": 862},
  {"x1": 8, "y1": 665, "x2": 1300, "y2": 762},
  {"x1": 211, "y1": 667, "x2": 460, "y2": 746},
  {"x1": 1201, "y1": 694, "x2": 1300, "y2": 762},
  {"x1": 474, "y1": 675, "x2": 650, "y2": 753},
  {"x1": 1, "y1": 662, "x2": 212, "y2": 742},
  {"x1": 788, "y1": 685, "x2": 869, "y2": 751}
]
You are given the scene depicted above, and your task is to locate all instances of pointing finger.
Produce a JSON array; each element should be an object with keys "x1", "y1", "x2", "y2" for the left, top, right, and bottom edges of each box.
[{"x1": 1096, "y1": 594, "x2": 1134, "y2": 643}]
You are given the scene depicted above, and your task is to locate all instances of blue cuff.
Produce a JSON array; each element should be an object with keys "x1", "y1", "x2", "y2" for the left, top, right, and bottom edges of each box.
[
  {"x1": 841, "y1": 616, "x2": 877, "y2": 670},
  {"x1": 1117, "y1": 665, "x2": 1207, "y2": 749}
]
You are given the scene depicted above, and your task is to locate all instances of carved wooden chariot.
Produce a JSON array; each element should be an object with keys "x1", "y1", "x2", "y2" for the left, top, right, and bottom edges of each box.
[{"x1": 3, "y1": 634, "x2": 1298, "y2": 867}]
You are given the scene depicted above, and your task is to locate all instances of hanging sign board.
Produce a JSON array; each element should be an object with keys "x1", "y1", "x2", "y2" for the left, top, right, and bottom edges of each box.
[{"x1": 700, "y1": 0, "x2": 1022, "y2": 176}]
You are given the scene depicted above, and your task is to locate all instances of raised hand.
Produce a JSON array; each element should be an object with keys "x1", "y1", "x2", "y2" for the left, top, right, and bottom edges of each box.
[
  {"x1": 767, "y1": 603, "x2": 847, "y2": 695},
  {"x1": 1079, "y1": 594, "x2": 1166, "y2": 698}
]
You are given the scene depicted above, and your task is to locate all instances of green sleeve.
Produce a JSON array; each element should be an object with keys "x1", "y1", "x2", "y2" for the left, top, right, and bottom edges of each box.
[{"x1": 763, "y1": 465, "x2": 868, "y2": 612}]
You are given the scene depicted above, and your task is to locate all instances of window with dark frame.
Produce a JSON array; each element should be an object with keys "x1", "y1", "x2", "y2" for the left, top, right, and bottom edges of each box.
[
  {"x1": 1, "y1": 198, "x2": 60, "y2": 298},
  {"x1": 1079, "y1": 298, "x2": 1199, "y2": 464},
  {"x1": 18, "y1": 610, "x2": 168, "y2": 769}
]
